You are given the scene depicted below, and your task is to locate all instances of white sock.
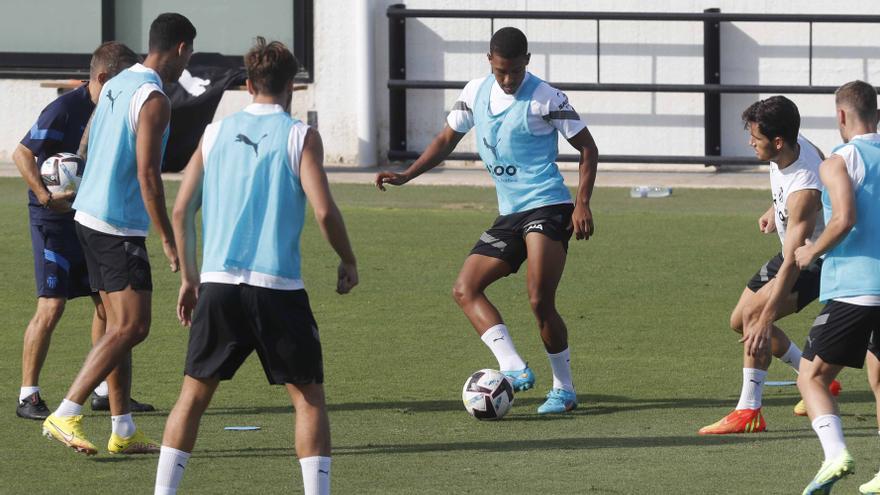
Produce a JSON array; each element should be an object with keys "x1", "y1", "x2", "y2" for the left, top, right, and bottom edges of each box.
[
  {"x1": 735, "y1": 368, "x2": 767, "y2": 410},
  {"x1": 547, "y1": 348, "x2": 574, "y2": 393},
  {"x1": 812, "y1": 414, "x2": 846, "y2": 461},
  {"x1": 779, "y1": 342, "x2": 802, "y2": 372},
  {"x1": 94, "y1": 381, "x2": 109, "y2": 397},
  {"x1": 299, "y1": 456, "x2": 331, "y2": 495},
  {"x1": 112, "y1": 413, "x2": 136, "y2": 438},
  {"x1": 155, "y1": 446, "x2": 191, "y2": 495},
  {"x1": 480, "y1": 324, "x2": 527, "y2": 371},
  {"x1": 54, "y1": 399, "x2": 83, "y2": 417},
  {"x1": 19, "y1": 386, "x2": 40, "y2": 402}
]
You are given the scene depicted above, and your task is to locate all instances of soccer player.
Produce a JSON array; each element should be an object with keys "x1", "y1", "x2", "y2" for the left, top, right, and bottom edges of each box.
[
  {"x1": 41, "y1": 13, "x2": 195, "y2": 456},
  {"x1": 154, "y1": 37, "x2": 356, "y2": 495},
  {"x1": 14, "y1": 42, "x2": 155, "y2": 420},
  {"x1": 699, "y1": 96, "x2": 831, "y2": 435},
  {"x1": 793, "y1": 80, "x2": 880, "y2": 495},
  {"x1": 375, "y1": 27, "x2": 598, "y2": 414}
]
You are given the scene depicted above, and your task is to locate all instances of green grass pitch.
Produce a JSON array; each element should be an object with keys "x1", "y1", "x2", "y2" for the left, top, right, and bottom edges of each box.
[{"x1": 0, "y1": 177, "x2": 878, "y2": 494}]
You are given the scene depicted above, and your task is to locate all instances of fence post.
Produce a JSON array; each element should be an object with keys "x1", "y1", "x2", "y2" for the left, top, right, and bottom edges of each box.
[
  {"x1": 389, "y1": 4, "x2": 407, "y2": 156},
  {"x1": 703, "y1": 7, "x2": 721, "y2": 166}
]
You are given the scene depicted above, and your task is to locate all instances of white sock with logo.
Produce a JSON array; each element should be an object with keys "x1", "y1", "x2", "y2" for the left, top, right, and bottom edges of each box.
[
  {"x1": 54, "y1": 399, "x2": 83, "y2": 417},
  {"x1": 155, "y1": 446, "x2": 191, "y2": 495},
  {"x1": 779, "y1": 342, "x2": 802, "y2": 372},
  {"x1": 299, "y1": 456, "x2": 331, "y2": 495},
  {"x1": 19, "y1": 386, "x2": 40, "y2": 402},
  {"x1": 480, "y1": 324, "x2": 527, "y2": 371},
  {"x1": 547, "y1": 348, "x2": 574, "y2": 393},
  {"x1": 94, "y1": 381, "x2": 109, "y2": 397},
  {"x1": 812, "y1": 414, "x2": 846, "y2": 461},
  {"x1": 735, "y1": 368, "x2": 767, "y2": 410},
  {"x1": 112, "y1": 413, "x2": 136, "y2": 438}
]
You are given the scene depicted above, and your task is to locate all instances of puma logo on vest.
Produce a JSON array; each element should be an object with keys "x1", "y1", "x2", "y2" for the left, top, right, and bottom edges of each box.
[
  {"x1": 482, "y1": 137, "x2": 501, "y2": 161},
  {"x1": 235, "y1": 133, "x2": 269, "y2": 157},
  {"x1": 106, "y1": 89, "x2": 119, "y2": 112}
]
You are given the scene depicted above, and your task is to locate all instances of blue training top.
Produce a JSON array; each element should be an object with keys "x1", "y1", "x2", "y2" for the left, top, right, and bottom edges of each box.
[
  {"x1": 20, "y1": 84, "x2": 94, "y2": 224},
  {"x1": 473, "y1": 74, "x2": 571, "y2": 215},
  {"x1": 820, "y1": 138, "x2": 880, "y2": 302}
]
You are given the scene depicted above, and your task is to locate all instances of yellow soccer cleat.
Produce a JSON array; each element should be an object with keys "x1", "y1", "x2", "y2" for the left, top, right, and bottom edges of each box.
[
  {"x1": 802, "y1": 450, "x2": 855, "y2": 495},
  {"x1": 698, "y1": 408, "x2": 766, "y2": 435},
  {"x1": 861, "y1": 470, "x2": 880, "y2": 494},
  {"x1": 795, "y1": 380, "x2": 842, "y2": 417},
  {"x1": 42, "y1": 414, "x2": 98, "y2": 456},
  {"x1": 108, "y1": 429, "x2": 161, "y2": 454}
]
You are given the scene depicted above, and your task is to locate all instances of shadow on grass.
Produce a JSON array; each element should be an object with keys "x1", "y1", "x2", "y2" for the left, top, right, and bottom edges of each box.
[{"x1": 200, "y1": 390, "x2": 879, "y2": 417}]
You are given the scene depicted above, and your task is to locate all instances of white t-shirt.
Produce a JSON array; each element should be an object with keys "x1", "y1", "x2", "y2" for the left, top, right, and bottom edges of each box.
[
  {"x1": 769, "y1": 134, "x2": 825, "y2": 247},
  {"x1": 830, "y1": 133, "x2": 880, "y2": 306},
  {"x1": 199, "y1": 103, "x2": 311, "y2": 291},
  {"x1": 74, "y1": 64, "x2": 166, "y2": 237},
  {"x1": 446, "y1": 72, "x2": 587, "y2": 139}
]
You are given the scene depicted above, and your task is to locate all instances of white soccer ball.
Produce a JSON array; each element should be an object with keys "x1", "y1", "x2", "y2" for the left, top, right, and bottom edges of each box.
[
  {"x1": 462, "y1": 369, "x2": 515, "y2": 420},
  {"x1": 40, "y1": 152, "x2": 84, "y2": 194}
]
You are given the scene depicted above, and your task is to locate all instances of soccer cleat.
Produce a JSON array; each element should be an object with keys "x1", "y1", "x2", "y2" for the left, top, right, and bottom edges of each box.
[
  {"x1": 90, "y1": 393, "x2": 156, "y2": 413},
  {"x1": 698, "y1": 408, "x2": 766, "y2": 435},
  {"x1": 795, "y1": 380, "x2": 843, "y2": 417},
  {"x1": 42, "y1": 414, "x2": 97, "y2": 455},
  {"x1": 860, "y1": 470, "x2": 880, "y2": 494},
  {"x1": 16, "y1": 392, "x2": 50, "y2": 420},
  {"x1": 502, "y1": 366, "x2": 535, "y2": 392},
  {"x1": 802, "y1": 450, "x2": 854, "y2": 495},
  {"x1": 536, "y1": 388, "x2": 577, "y2": 414},
  {"x1": 107, "y1": 429, "x2": 160, "y2": 454}
]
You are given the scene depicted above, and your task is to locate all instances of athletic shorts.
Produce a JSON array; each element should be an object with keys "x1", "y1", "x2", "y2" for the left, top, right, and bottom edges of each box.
[
  {"x1": 29, "y1": 220, "x2": 92, "y2": 299},
  {"x1": 185, "y1": 283, "x2": 324, "y2": 385},
  {"x1": 75, "y1": 223, "x2": 152, "y2": 293},
  {"x1": 802, "y1": 300, "x2": 880, "y2": 368},
  {"x1": 746, "y1": 252, "x2": 823, "y2": 312},
  {"x1": 469, "y1": 203, "x2": 575, "y2": 273}
]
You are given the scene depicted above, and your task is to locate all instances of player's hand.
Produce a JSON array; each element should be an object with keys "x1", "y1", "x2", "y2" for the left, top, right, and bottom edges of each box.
[
  {"x1": 570, "y1": 202, "x2": 594, "y2": 240},
  {"x1": 375, "y1": 171, "x2": 409, "y2": 191},
  {"x1": 42, "y1": 190, "x2": 76, "y2": 212},
  {"x1": 739, "y1": 320, "x2": 771, "y2": 357},
  {"x1": 337, "y1": 261, "x2": 358, "y2": 294},
  {"x1": 759, "y1": 210, "x2": 776, "y2": 233},
  {"x1": 177, "y1": 282, "x2": 198, "y2": 327},
  {"x1": 163, "y1": 238, "x2": 180, "y2": 272},
  {"x1": 794, "y1": 239, "x2": 816, "y2": 270}
]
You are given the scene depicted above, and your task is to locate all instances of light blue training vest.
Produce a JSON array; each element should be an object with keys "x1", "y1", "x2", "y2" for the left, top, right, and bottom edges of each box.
[
  {"x1": 73, "y1": 68, "x2": 168, "y2": 231},
  {"x1": 201, "y1": 110, "x2": 305, "y2": 280},
  {"x1": 819, "y1": 138, "x2": 880, "y2": 302},
  {"x1": 474, "y1": 73, "x2": 571, "y2": 215}
]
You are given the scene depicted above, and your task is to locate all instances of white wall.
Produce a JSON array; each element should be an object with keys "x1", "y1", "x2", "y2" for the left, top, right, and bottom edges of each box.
[{"x1": 2, "y1": 0, "x2": 880, "y2": 165}]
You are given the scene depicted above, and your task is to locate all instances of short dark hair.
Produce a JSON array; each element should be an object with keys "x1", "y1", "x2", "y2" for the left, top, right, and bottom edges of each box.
[
  {"x1": 490, "y1": 27, "x2": 528, "y2": 59},
  {"x1": 148, "y1": 13, "x2": 196, "y2": 52},
  {"x1": 90, "y1": 41, "x2": 141, "y2": 78},
  {"x1": 741, "y1": 96, "x2": 800, "y2": 144},
  {"x1": 244, "y1": 36, "x2": 299, "y2": 96},
  {"x1": 836, "y1": 80, "x2": 878, "y2": 125}
]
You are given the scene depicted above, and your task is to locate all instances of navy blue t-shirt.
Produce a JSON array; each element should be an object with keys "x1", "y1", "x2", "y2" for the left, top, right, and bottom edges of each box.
[{"x1": 20, "y1": 83, "x2": 95, "y2": 224}]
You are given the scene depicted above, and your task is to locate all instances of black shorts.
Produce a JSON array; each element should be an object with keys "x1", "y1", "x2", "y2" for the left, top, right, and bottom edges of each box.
[
  {"x1": 802, "y1": 300, "x2": 880, "y2": 368},
  {"x1": 185, "y1": 283, "x2": 324, "y2": 385},
  {"x1": 469, "y1": 203, "x2": 574, "y2": 273},
  {"x1": 746, "y1": 252, "x2": 822, "y2": 312},
  {"x1": 30, "y1": 220, "x2": 92, "y2": 299},
  {"x1": 75, "y1": 223, "x2": 152, "y2": 293}
]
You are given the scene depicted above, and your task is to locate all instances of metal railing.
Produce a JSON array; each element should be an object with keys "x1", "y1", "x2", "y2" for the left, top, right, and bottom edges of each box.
[{"x1": 387, "y1": 5, "x2": 880, "y2": 166}]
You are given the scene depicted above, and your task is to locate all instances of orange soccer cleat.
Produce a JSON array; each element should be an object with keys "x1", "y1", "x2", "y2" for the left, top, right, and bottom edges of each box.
[{"x1": 698, "y1": 408, "x2": 766, "y2": 435}]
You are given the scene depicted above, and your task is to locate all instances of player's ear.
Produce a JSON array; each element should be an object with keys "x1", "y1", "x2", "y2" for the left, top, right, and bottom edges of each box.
[
  {"x1": 524, "y1": 53, "x2": 531, "y2": 66},
  {"x1": 487, "y1": 52, "x2": 493, "y2": 62},
  {"x1": 97, "y1": 71, "x2": 109, "y2": 85},
  {"x1": 245, "y1": 78, "x2": 255, "y2": 96}
]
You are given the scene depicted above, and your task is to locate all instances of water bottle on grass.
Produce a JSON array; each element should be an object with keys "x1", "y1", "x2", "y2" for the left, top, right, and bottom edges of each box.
[{"x1": 630, "y1": 186, "x2": 672, "y2": 198}]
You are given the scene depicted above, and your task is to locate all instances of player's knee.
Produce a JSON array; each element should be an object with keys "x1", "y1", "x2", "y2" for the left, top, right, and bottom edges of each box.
[
  {"x1": 116, "y1": 322, "x2": 150, "y2": 346},
  {"x1": 528, "y1": 291, "x2": 554, "y2": 320},
  {"x1": 35, "y1": 297, "x2": 66, "y2": 324},
  {"x1": 451, "y1": 281, "x2": 476, "y2": 306},
  {"x1": 729, "y1": 311, "x2": 744, "y2": 334}
]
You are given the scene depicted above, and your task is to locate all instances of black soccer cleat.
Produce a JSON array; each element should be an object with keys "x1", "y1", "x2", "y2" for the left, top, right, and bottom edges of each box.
[
  {"x1": 90, "y1": 393, "x2": 156, "y2": 413},
  {"x1": 16, "y1": 392, "x2": 50, "y2": 420}
]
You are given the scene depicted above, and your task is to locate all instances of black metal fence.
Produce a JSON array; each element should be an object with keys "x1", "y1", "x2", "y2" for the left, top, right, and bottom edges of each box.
[{"x1": 387, "y1": 5, "x2": 880, "y2": 166}]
